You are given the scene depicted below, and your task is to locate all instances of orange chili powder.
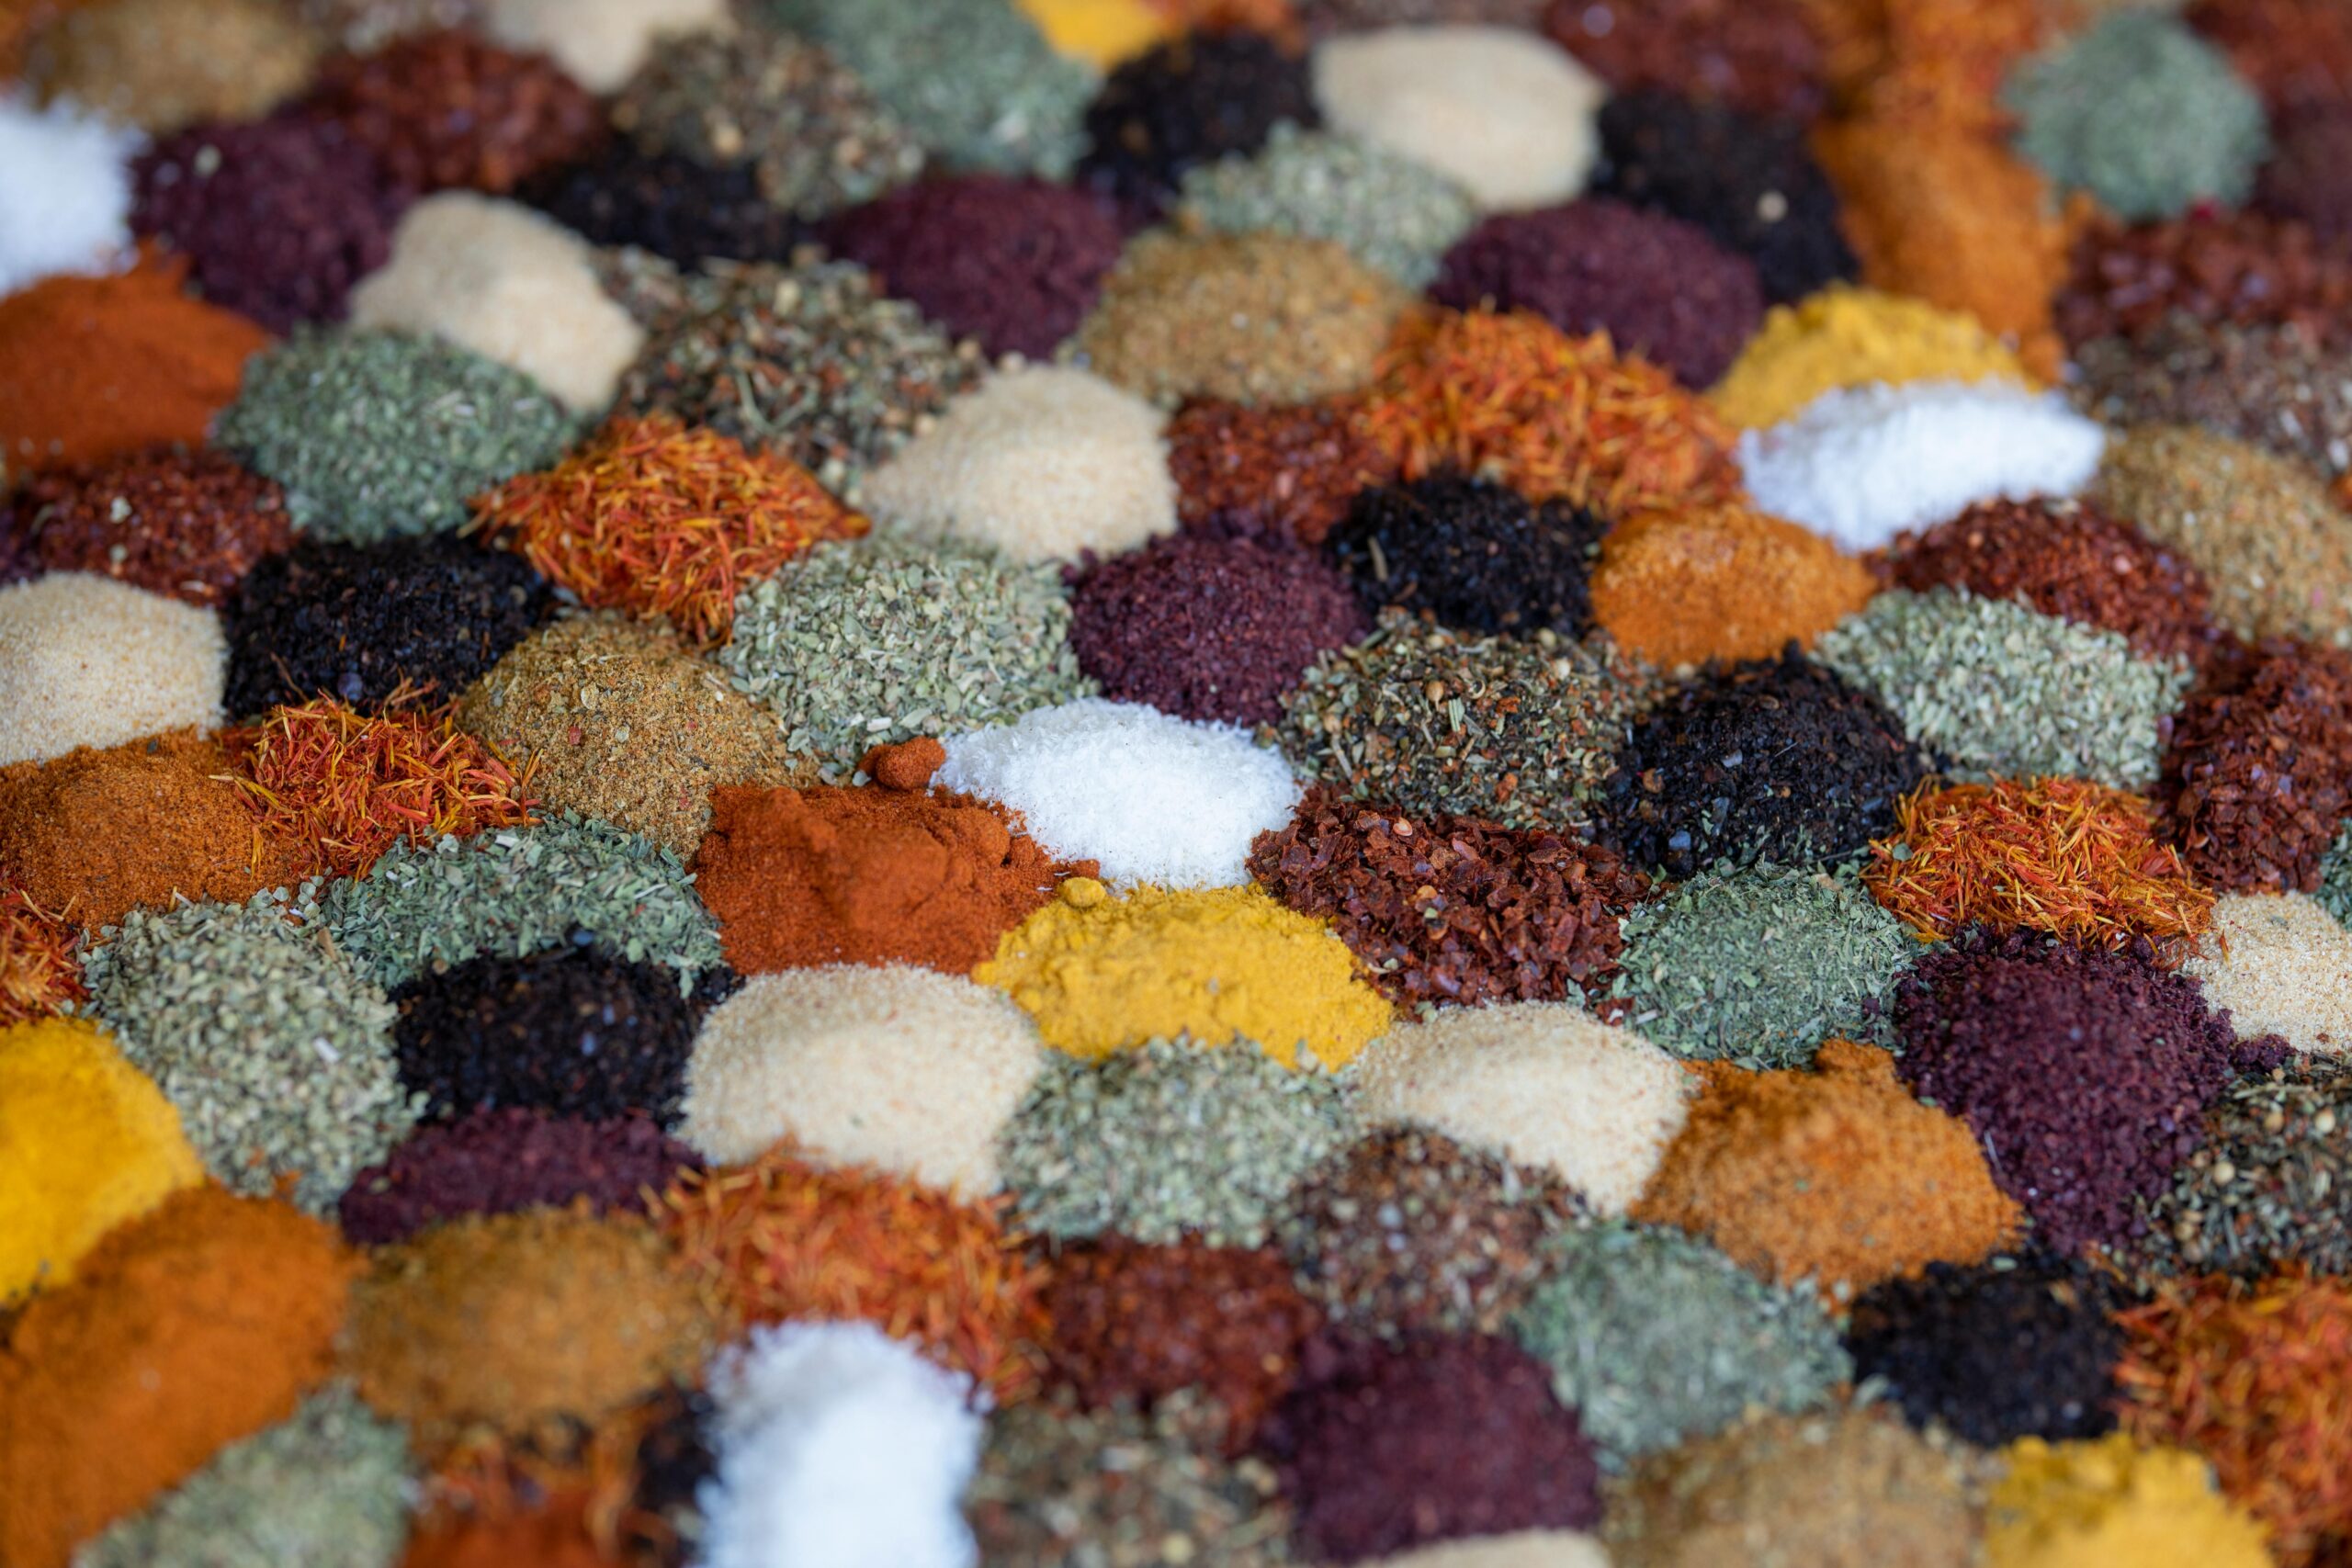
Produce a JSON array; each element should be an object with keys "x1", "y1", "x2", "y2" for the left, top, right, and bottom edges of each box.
[
  {"x1": 0, "y1": 1185, "x2": 356, "y2": 1568},
  {"x1": 1634, "y1": 1039, "x2": 2020, "y2": 1305},
  {"x1": 0, "y1": 886, "x2": 83, "y2": 1025},
  {"x1": 0, "y1": 254, "x2": 269, "y2": 476},
  {"x1": 1590, "y1": 504, "x2": 1876, "y2": 669}
]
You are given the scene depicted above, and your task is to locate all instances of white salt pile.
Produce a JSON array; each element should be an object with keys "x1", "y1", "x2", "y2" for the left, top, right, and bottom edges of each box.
[
  {"x1": 2185, "y1": 894, "x2": 2352, "y2": 1057},
  {"x1": 480, "y1": 0, "x2": 729, "y2": 91},
  {"x1": 678, "y1": 966, "x2": 1045, "y2": 1193},
  {"x1": 699, "y1": 1320, "x2": 982, "y2": 1568},
  {"x1": 0, "y1": 94, "x2": 138, "y2": 298},
  {"x1": 936, "y1": 697, "x2": 1301, "y2": 887},
  {"x1": 0, "y1": 574, "x2": 224, "y2": 766},
  {"x1": 1351, "y1": 1001, "x2": 1691, "y2": 1216},
  {"x1": 861, "y1": 367, "x2": 1176, "y2": 563},
  {"x1": 1309, "y1": 26, "x2": 1604, "y2": 211},
  {"x1": 1737, "y1": 379, "x2": 2108, "y2": 551},
  {"x1": 347, "y1": 192, "x2": 644, "y2": 412}
]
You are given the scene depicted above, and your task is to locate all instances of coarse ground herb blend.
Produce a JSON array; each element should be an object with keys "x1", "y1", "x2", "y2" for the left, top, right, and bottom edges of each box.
[
  {"x1": 81, "y1": 891, "x2": 418, "y2": 1213},
  {"x1": 2072, "y1": 315, "x2": 2352, "y2": 484},
  {"x1": 722, "y1": 536, "x2": 1092, "y2": 779},
  {"x1": 2133, "y1": 1061, "x2": 2352, "y2": 1279},
  {"x1": 1178, "y1": 124, "x2": 1477, "y2": 290},
  {"x1": 1276, "y1": 610, "x2": 1652, "y2": 833}
]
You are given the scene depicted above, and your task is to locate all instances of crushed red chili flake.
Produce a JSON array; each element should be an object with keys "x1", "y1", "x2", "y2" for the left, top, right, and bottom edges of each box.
[
  {"x1": 304, "y1": 28, "x2": 605, "y2": 196},
  {"x1": 5, "y1": 447, "x2": 294, "y2": 609},
  {"x1": 1880, "y1": 496, "x2": 2217, "y2": 666},
  {"x1": 2156, "y1": 638, "x2": 2352, "y2": 894},
  {"x1": 1040, "y1": 1235, "x2": 1323, "y2": 1450},
  {"x1": 1249, "y1": 788, "x2": 1648, "y2": 1010},
  {"x1": 2054, "y1": 209, "x2": 2352, "y2": 354},
  {"x1": 1166, "y1": 396, "x2": 1395, "y2": 547}
]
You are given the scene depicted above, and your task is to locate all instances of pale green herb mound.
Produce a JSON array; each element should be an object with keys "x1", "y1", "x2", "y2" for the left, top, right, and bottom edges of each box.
[
  {"x1": 1178, "y1": 124, "x2": 1479, "y2": 289},
  {"x1": 300, "y1": 813, "x2": 725, "y2": 994},
  {"x1": 998, "y1": 1036, "x2": 1360, "y2": 1247},
  {"x1": 1510, "y1": 1221, "x2": 1851, "y2": 1471},
  {"x1": 2002, "y1": 11, "x2": 2267, "y2": 221},
  {"x1": 723, "y1": 535, "x2": 1093, "y2": 779},
  {"x1": 81, "y1": 892, "x2": 415, "y2": 1213},
  {"x1": 213, "y1": 328, "x2": 577, "y2": 543},
  {"x1": 1610, "y1": 860, "x2": 1915, "y2": 1068},
  {"x1": 74, "y1": 1387, "x2": 413, "y2": 1568},
  {"x1": 2319, "y1": 822, "x2": 2352, "y2": 928},
  {"x1": 1814, "y1": 586, "x2": 2191, "y2": 791}
]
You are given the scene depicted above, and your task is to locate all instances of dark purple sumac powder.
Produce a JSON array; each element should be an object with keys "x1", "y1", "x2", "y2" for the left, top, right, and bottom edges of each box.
[
  {"x1": 1257, "y1": 1332, "x2": 1602, "y2": 1564},
  {"x1": 820, "y1": 175, "x2": 1126, "y2": 360},
  {"x1": 337, "y1": 1106, "x2": 702, "y2": 1244},
  {"x1": 1068, "y1": 533, "x2": 1367, "y2": 725},
  {"x1": 1430, "y1": 198, "x2": 1765, "y2": 388},
  {"x1": 132, "y1": 112, "x2": 412, "y2": 333},
  {"x1": 1893, "y1": 929, "x2": 2288, "y2": 1255}
]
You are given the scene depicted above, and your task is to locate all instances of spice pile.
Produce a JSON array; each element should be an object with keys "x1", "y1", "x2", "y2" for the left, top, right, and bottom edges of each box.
[{"x1": 20, "y1": 7, "x2": 2352, "y2": 1565}]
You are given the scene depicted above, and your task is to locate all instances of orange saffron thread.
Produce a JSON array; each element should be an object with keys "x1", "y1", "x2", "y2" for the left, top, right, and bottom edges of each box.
[{"x1": 0, "y1": 883, "x2": 85, "y2": 1026}]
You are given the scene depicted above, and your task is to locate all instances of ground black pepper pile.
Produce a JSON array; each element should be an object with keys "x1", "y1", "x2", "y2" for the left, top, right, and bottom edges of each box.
[
  {"x1": 1327, "y1": 474, "x2": 1608, "y2": 637},
  {"x1": 1259, "y1": 1331, "x2": 1602, "y2": 1563},
  {"x1": 1076, "y1": 32, "x2": 1317, "y2": 215},
  {"x1": 337, "y1": 1107, "x2": 702, "y2": 1244},
  {"x1": 1430, "y1": 199, "x2": 1764, "y2": 388},
  {"x1": 822, "y1": 175, "x2": 1127, "y2": 360},
  {"x1": 1168, "y1": 397, "x2": 1395, "y2": 547},
  {"x1": 223, "y1": 536, "x2": 551, "y2": 715},
  {"x1": 2157, "y1": 638, "x2": 2352, "y2": 893},
  {"x1": 132, "y1": 111, "x2": 412, "y2": 333},
  {"x1": 1276, "y1": 1126, "x2": 1586, "y2": 1339},
  {"x1": 1250, "y1": 789, "x2": 1648, "y2": 1008},
  {"x1": 1067, "y1": 533, "x2": 1366, "y2": 726},
  {"x1": 1042, "y1": 1236, "x2": 1324, "y2": 1450},
  {"x1": 1893, "y1": 930, "x2": 2286, "y2": 1254},
  {"x1": 1843, "y1": 1255, "x2": 2124, "y2": 1448},
  {"x1": 1592, "y1": 649, "x2": 1932, "y2": 881},
  {"x1": 1589, "y1": 88, "x2": 1855, "y2": 305},
  {"x1": 516, "y1": 144, "x2": 805, "y2": 266},
  {"x1": 389, "y1": 947, "x2": 709, "y2": 1127}
]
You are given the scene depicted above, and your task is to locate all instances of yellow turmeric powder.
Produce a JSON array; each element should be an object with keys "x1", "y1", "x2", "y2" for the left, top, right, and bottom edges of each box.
[
  {"x1": 1710, "y1": 284, "x2": 2035, "y2": 429},
  {"x1": 1016, "y1": 0, "x2": 1172, "y2": 68},
  {"x1": 1985, "y1": 1436, "x2": 2271, "y2": 1568},
  {"x1": 975, "y1": 877, "x2": 1393, "y2": 1069},
  {"x1": 0, "y1": 1016, "x2": 203, "y2": 1303}
]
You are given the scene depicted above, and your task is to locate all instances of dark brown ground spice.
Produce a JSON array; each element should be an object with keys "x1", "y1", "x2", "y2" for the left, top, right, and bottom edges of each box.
[
  {"x1": 4, "y1": 448, "x2": 293, "y2": 608},
  {"x1": 2054, "y1": 209, "x2": 2352, "y2": 354},
  {"x1": 0, "y1": 731, "x2": 300, "y2": 932},
  {"x1": 2257, "y1": 107, "x2": 2352, "y2": 245},
  {"x1": 2071, "y1": 314, "x2": 2352, "y2": 481},
  {"x1": 2188, "y1": 0, "x2": 2352, "y2": 118},
  {"x1": 1250, "y1": 789, "x2": 1648, "y2": 1009},
  {"x1": 1258, "y1": 1331, "x2": 1603, "y2": 1563},
  {"x1": 302, "y1": 28, "x2": 605, "y2": 196},
  {"x1": 1167, "y1": 397, "x2": 1396, "y2": 547},
  {"x1": 1544, "y1": 0, "x2": 1828, "y2": 122},
  {"x1": 1879, "y1": 496, "x2": 2218, "y2": 666},
  {"x1": 338, "y1": 1108, "x2": 703, "y2": 1246},
  {"x1": 1041, "y1": 1235, "x2": 1324, "y2": 1451},
  {"x1": 2156, "y1": 638, "x2": 2352, "y2": 894},
  {"x1": 1275, "y1": 1126, "x2": 1587, "y2": 1340}
]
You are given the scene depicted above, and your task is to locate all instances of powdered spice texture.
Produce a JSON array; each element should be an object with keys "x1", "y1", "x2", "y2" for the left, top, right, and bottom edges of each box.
[{"x1": 337, "y1": 1107, "x2": 700, "y2": 1245}]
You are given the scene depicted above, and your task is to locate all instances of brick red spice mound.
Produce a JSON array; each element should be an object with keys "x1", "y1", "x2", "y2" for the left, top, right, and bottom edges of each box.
[
  {"x1": 2156, "y1": 638, "x2": 2352, "y2": 894},
  {"x1": 1167, "y1": 396, "x2": 1395, "y2": 547},
  {"x1": 338, "y1": 1108, "x2": 702, "y2": 1245}
]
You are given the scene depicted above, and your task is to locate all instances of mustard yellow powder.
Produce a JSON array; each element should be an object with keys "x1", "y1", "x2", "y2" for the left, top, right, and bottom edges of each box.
[
  {"x1": 1985, "y1": 1436, "x2": 2271, "y2": 1568},
  {"x1": 1709, "y1": 284, "x2": 2035, "y2": 429},
  {"x1": 975, "y1": 877, "x2": 1393, "y2": 1069},
  {"x1": 1016, "y1": 0, "x2": 1172, "y2": 68},
  {"x1": 0, "y1": 1015, "x2": 204, "y2": 1303}
]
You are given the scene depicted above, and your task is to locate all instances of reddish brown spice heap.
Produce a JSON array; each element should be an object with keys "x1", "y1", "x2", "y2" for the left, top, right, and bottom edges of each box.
[
  {"x1": 2157, "y1": 639, "x2": 2352, "y2": 894},
  {"x1": 304, "y1": 28, "x2": 605, "y2": 196},
  {"x1": 6, "y1": 448, "x2": 293, "y2": 608},
  {"x1": 339, "y1": 1108, "x2": 701, "y2": 1246},
  {"x1": 1358, "y1": 309, "x2": 1747, "y2": 518},
  {"x1": 1250, "y1": 789, "x2": 1648, "y2": 1009},
  {"x1": 1881, "y1": 497, "x2": 2217, "y2": 665},
  {"x1": 1166, "y1": 396, "x2": 1395, "y2": 547},
  {"x1": 0, "y1": 886, "x2": 83, "y2": 1027},
  {"x1": 1868, "y1": 779, "x2": 2217, "y2": 963},
  {"x1": 1544, "y1": 0, "x2": 1828, "y2": 122},
  {"x1": 469, "y1": 415, "x2": 867, "y2": 649},
  {"x1": 1808, "y1": 0, "x2": 2043, "y2": 127},
  {"x1": 691, "y1": 768, "x2": 1091, "y2": 976},
  {"x1": 2055, "y1": 209, "x2": 2352, "y2": 354},
  {"x1": 2117, "y1": 1267, "x2": 2352, "y2": 1567},
  {"x1": 2256, "y1": 108, "x2": 2352, "y2": 245},
  {"x1": 1042, "y1": 1235, "x2": 1323, "y2": 1450},
  {"x1": 661, "y1": 1145, "x2": 1051, "y2": 1403},
  {"x1": 2188, "y1": 0, "x2": 2352, "y2": 118},
  {"x1": 220, "y1": 695, "x2": 537, "y2": 880},
  {"x1": 0, "y1": 731, "x2": 300, "y2": 932}
]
